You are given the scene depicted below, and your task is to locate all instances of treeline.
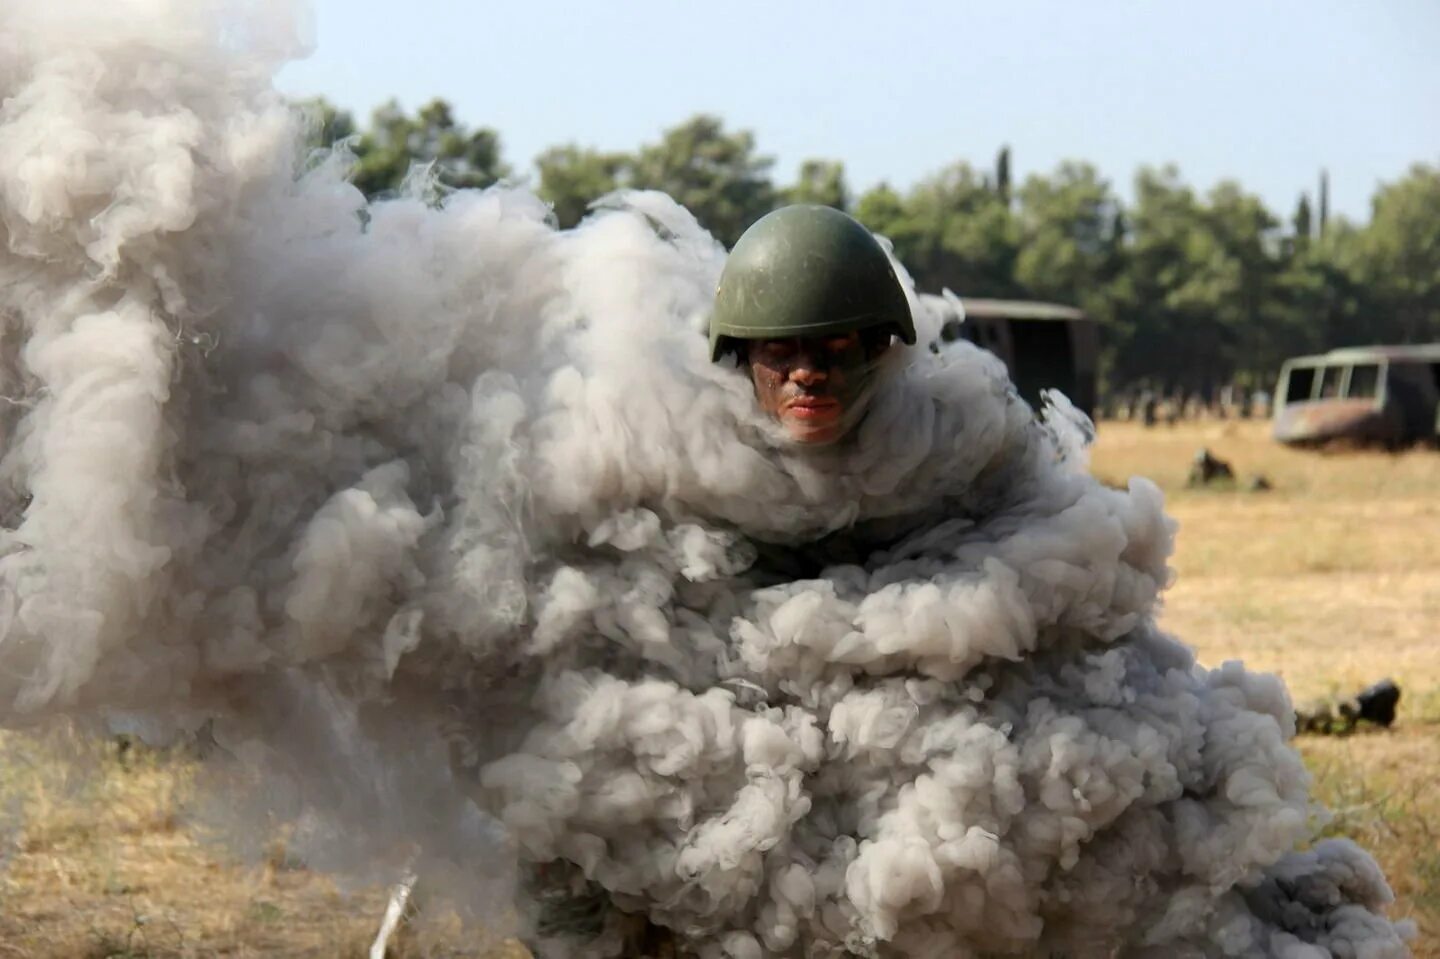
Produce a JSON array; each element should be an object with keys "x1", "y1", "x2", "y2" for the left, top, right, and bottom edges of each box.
[{"x1": 302, "y1": 98, "x2": 1440, "y2": 393}]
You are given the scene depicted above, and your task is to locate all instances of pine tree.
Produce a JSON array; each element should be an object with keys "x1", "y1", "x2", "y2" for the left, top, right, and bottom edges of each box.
[
  {"x1": 1318, "y1": 169, "x2": 1330, "y2": 235},
  {"x1": 1292, "y1": 193, "x2": 1313, "y2": 248},
  {"x1": 996, "y1": 145, "x2": 1012, "y2": 205}
]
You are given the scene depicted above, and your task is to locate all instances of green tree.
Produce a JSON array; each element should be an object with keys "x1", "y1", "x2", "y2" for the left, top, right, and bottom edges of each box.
[
  {"x1": 535, "y1": 144, "x2": 629, "y2": 228},
  {"x1": 1292, "y1": 193, "x2": 1313, "y2": 248},
  {"x1": 1107, "y1": 168, "x2": 1216, "y2": 388},
  {"x1": 350, "y1": 98, "x2": 509, "y2": 198},
  {"x1": 853, "y1": 183, "x2": 906, "y2": 232},
  {"x1": 1106, "y1": 169, "x2": 1293, "y2": 389},
  {"x1": 628, "y1": 115, "x2": 777, "y2": 246},
  {"x1": 1275, "y1": 222, "x2": 1370, "y2": 358},
  {"x1": 784, "y1": 159, "x2": 849, "y2": 210},
  {"x1": 302, "y1": 96, "x2": 1436, "y2": 390},
  {"x1": 1318, "y1": 168, "x2": 1330, "y2": 235},
  {"x1": 852, "y1": 182, "x2": 921, "y2": 253},
  {"x1": 995, "y1": 145, "x2": 1012, "y2": 205},
  {"x1": 293, "y1": 96, "x2": 356, "y2": 151},
  {"x1": 854, "y1": 164, "x2": 1018, "y2": 296},
  {"x1": 1013, "y1": 162, "x2": 1122, "y2": 309},
  {"x1": 1354, "y1": 163, "x2": 1440, "y2": 341},
  {"x1": 900, "y1": 162, "x2": 1018, "y2": 296},
  {"x1": 1194, "y1": 180, "x2": 1287, "y2": 378}
]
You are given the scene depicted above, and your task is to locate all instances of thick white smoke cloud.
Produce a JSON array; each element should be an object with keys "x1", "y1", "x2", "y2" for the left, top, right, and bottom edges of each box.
[{"x1": 0, "y1": 2, "x2": 1415, "y2": 956}]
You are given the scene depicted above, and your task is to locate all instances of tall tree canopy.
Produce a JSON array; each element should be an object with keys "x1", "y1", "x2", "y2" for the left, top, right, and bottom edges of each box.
[
  {"x1": 783, "y1": 160, "x2": 849, "y2": 210},
  {"x1": 854, "y1": 162, "x2": 1016, "y2": 296},
  {"x1": 626, "y1": 115, "x2": 777, "y2": 247},
  {"x1": 535, "y1": 145, "x2": 627, "y2": 229},
  {"x1": 1354, "y1": 163, "x2": 1440, "y2": 342},
  {"x1": 324, "y1": 98, "x2": 510, "y2": 198},
  {"x1": 299, "y1": 96, "x2": 512, "y2": 198},
  {"x1": 1013, "y1": 162, "x2": 1122, "y2": 309},
  {"x1": 289, "y1": 95, "x2": 1440, "y2": 394}
]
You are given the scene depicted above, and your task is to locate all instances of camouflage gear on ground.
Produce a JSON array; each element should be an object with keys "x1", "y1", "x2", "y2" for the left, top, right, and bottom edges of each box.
[{"x1": 1295, "y1": 679, "x2": 1401, "y2": 736}]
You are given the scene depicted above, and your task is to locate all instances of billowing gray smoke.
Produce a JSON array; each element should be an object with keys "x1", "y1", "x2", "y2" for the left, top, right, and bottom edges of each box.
[{"x1": 0, "y1": 3, "x2": 1414, "y2": 957}]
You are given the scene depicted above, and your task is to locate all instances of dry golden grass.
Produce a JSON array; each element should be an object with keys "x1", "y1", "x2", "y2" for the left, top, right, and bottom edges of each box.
[
  {"x1": 1091, "y1": 419, "x2": 1440, "y2": 707},
  {"x1": 0, "y1": 418, "x2": 1434, "y2": 956},
  {"x1": 0, "y1": 732, "x2": 480, "y2": 958},
  {"x1": 0, "y1": 733, "x2": 528, "y2": 957}
]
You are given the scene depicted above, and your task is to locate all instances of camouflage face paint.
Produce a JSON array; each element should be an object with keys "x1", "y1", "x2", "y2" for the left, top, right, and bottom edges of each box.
[{"x1": 746, "y1": 330, "x2": 891, "y2": 445}]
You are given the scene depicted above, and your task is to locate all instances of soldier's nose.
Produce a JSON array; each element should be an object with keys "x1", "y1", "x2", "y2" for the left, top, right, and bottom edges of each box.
[{"x1": 791, "y1": 365, "x2": 827, "y2": 386}]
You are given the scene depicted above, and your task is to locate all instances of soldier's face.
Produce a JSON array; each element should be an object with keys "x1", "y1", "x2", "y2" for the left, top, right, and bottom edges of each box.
[{"x1": 746, "y1": 331, "x2": 887, "y2": 445}]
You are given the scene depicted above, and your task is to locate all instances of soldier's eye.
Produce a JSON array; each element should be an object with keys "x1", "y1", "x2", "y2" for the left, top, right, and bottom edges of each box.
[
  {"x1": 758, "y1": 341, "x2": 796, "y2": 360},
  {"x1": 824, "y1": 334, "x2": 859, "y2": 352}
]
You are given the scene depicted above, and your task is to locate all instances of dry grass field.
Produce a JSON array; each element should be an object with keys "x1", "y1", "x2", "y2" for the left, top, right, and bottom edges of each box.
[
  {"x1": 1091, "y1": 418, "x2": 1440, "y2": 955},
  {"x1": 0, "y1": 418, "x2": 1436, "y2": 957}
]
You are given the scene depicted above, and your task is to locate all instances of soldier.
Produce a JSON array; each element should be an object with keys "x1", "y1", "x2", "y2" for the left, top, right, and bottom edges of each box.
[
  {"x1": 529, "y1": 206, "x2": 918, "y2": 956},
  {"x1": 705, "y1": 204, "x2": 928, "y2": 585},
  {"x1": 1141, "y1": 390, "x2": 1158, "y2": 427},
  {"x1": 1295, "y1": 679, "x2": 1401, "y2": 736},
  {"x1": 1186, "y1": 447, "x2": 1236, "y2": 488},
  {"x1": 708, "y1": 205, "x2": 917, "y2": 446},
  {"x1": 503, "y1": 204, "x2": 1405, "y2": 957}
]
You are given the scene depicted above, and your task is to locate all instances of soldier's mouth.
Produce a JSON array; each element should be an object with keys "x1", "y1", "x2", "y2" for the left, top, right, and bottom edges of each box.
[{"x1": 784, "y1": 396, "x2": 841, "y2": 420}]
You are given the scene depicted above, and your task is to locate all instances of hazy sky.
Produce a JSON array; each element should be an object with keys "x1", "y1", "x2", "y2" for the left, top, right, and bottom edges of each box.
[{"x1": 275, "y1": 0, "x2": 1440, "y2": 222}]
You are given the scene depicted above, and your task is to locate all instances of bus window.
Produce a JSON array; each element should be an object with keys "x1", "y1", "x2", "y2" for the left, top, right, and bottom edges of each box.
[
  {"x1": 1346, "y1": 363, "x2": 1381, "y2": 400},
  {"x1": 1318, "y1": 365, "x2": 1343, "y2": 399},
  {"x1": 1285, "y1": 366, "x2": 1316, "y2": 403}
]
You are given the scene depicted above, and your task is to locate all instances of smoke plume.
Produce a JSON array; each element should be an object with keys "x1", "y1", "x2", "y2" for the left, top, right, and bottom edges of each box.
[{"x1": 0, "y1": 2, "x2": 1414, "y2": 956}]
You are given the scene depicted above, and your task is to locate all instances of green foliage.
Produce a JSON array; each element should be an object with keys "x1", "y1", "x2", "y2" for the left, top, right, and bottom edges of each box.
[
  {"x1": 293, "y1": 96, "x2": 356, "y2": 152},
  {"x1": 995, "y1": 145, "x2": 1012, "y2": 205},
  {"x1": 1353, "y1": 163, "x2": 1440, "y2": 341},
  {"x1": 1292, "y1": 193, "x2": 1313, "y2": 249},
  {"x1": 1103, "y1": 168, "x2": 1311, "y2": 388},
  {"x1": 291, "y1": 96, "x2": 1440, "y2": 393},
  {"x1": 853, "y1": 183, "x2": 913, "y2": 245},
  {"x1": 1014, "y1": 162, "x2": 1121, "y2": 307},
  {"x1": 627, "y1": 114, "x2": 777, "y2": 247},
  {"x1": 854, "y1": 163, "x2": 1016, "y2": 296},
  {"x1": 528, "y1": 116, "x2": 778, "y2": 243},
  {"x1": 784, "y1": 159, "x2": 849, "y2": 210},
  {"x1": 536, "y1": 144, "x2": 628, "y2": 228},
  {"x1": 350, "y1": 98, "x2": 509, "y2": 198},
  {"x1": 1318, "y1": 168, "x2": 1331, "y2": 234}
]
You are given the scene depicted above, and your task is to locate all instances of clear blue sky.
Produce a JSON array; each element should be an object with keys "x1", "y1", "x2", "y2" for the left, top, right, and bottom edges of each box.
[{"x1": 276, "y1": 0, "x2": 1440, "y2": 223}]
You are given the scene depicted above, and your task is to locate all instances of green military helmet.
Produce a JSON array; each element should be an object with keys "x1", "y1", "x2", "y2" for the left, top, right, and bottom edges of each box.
[{"x1": 709, "y1": 205, "x2": 916, "y2": 362}]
